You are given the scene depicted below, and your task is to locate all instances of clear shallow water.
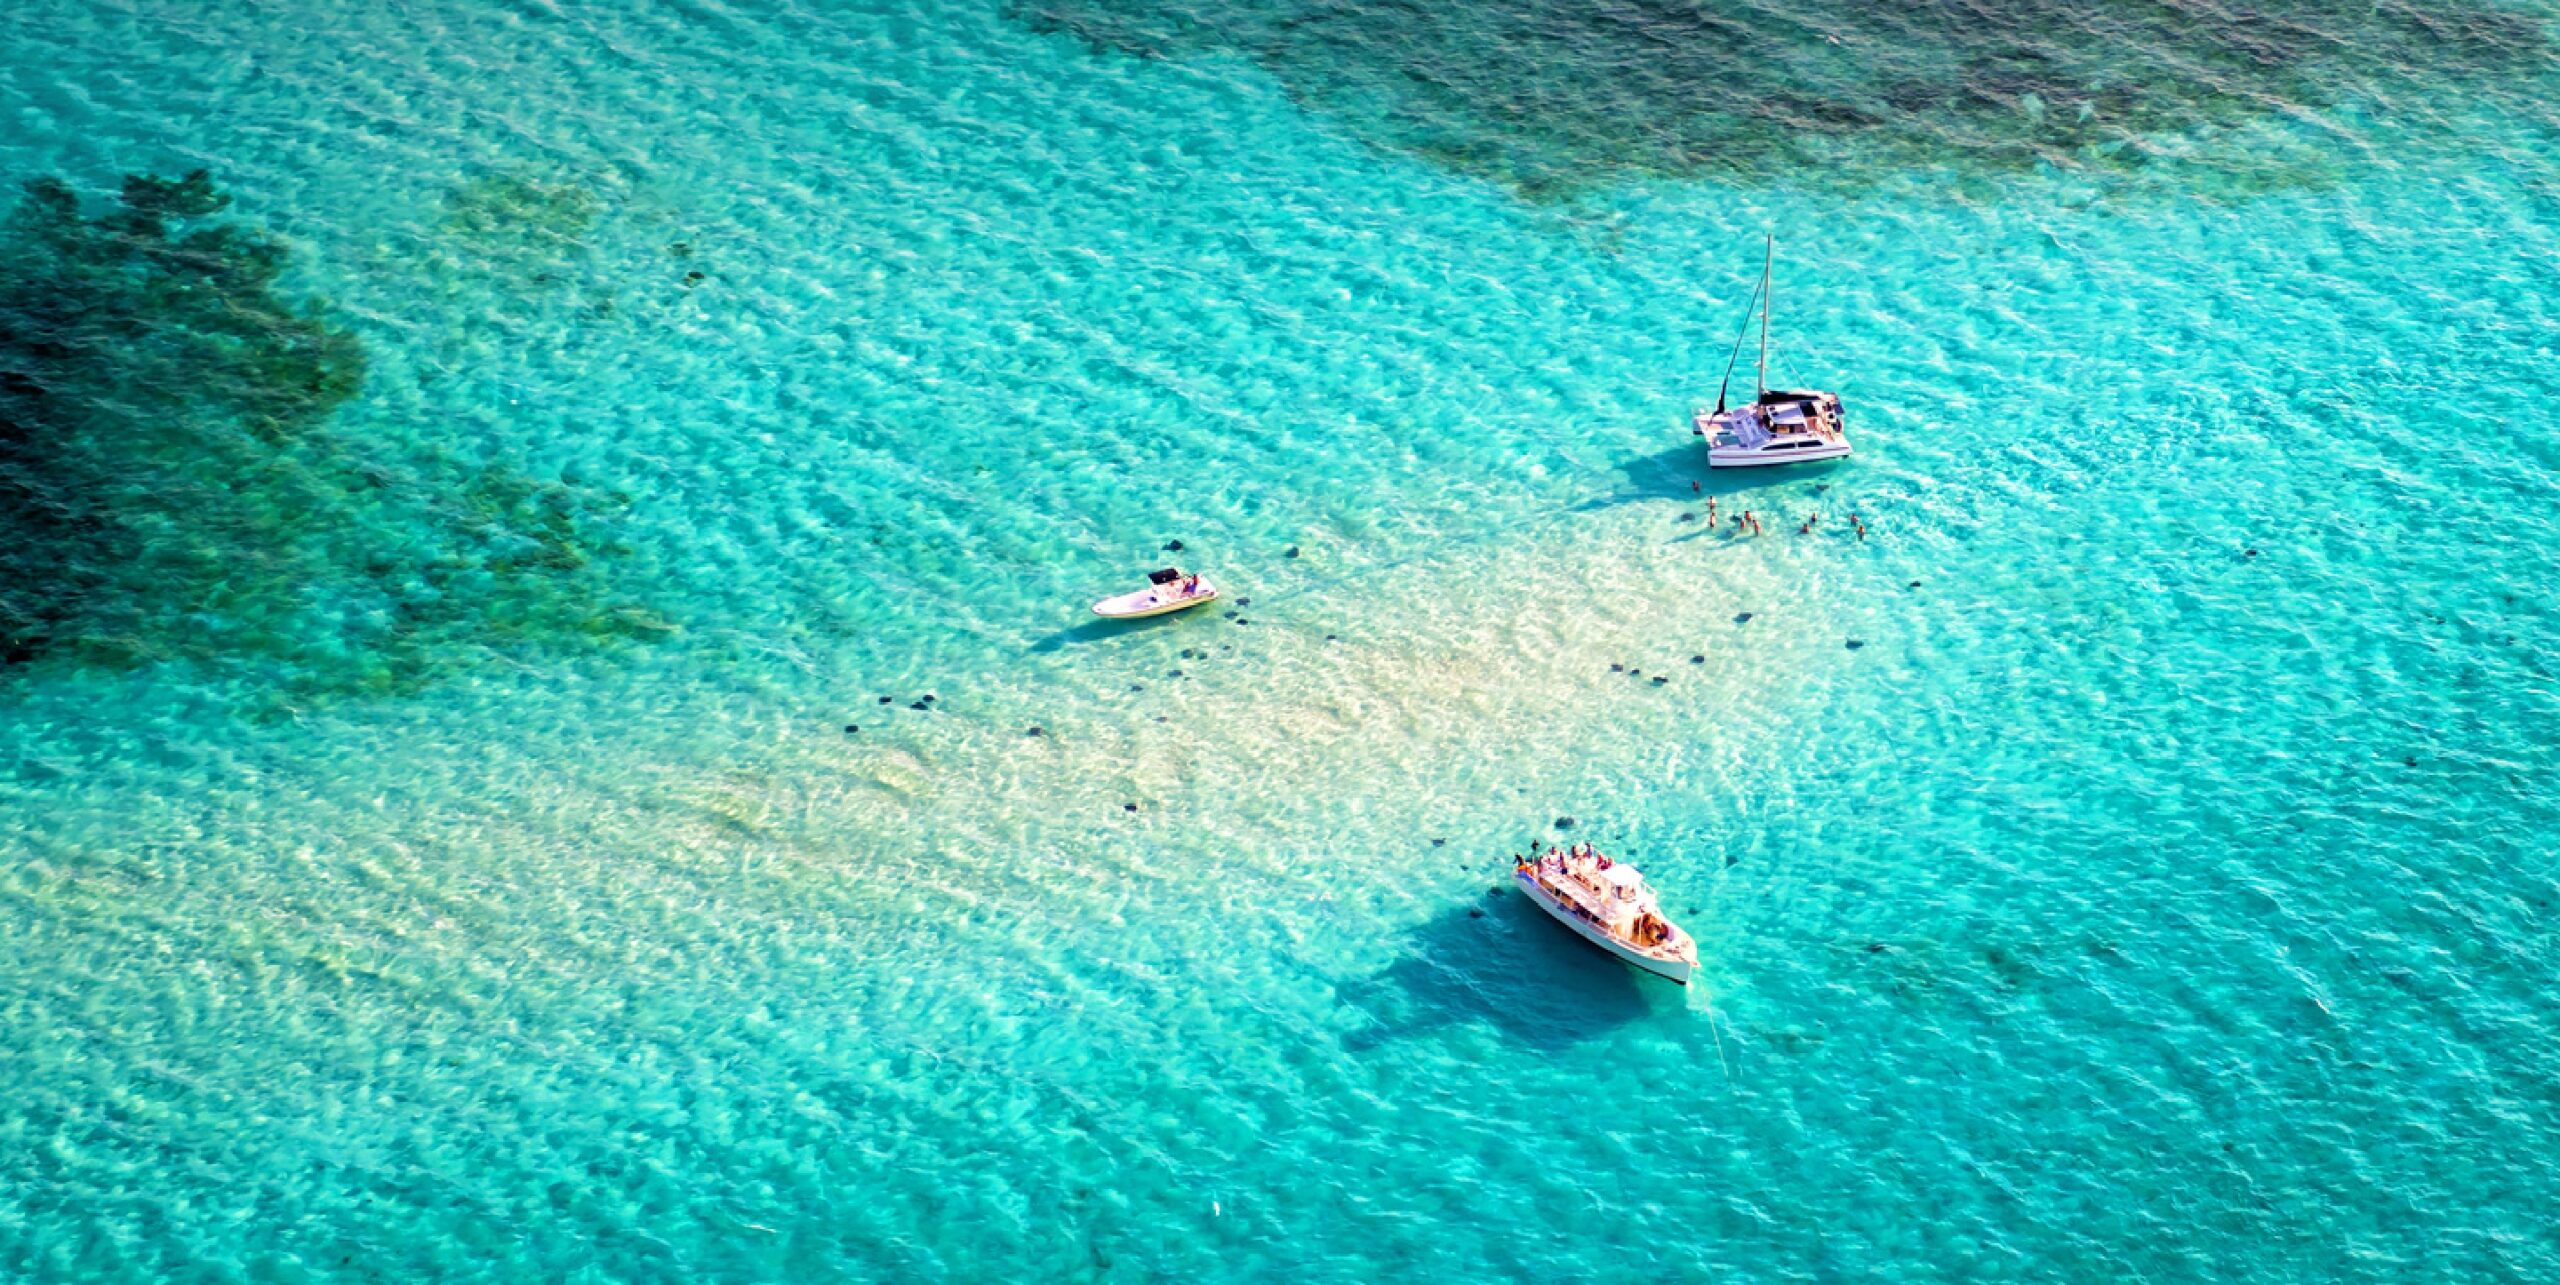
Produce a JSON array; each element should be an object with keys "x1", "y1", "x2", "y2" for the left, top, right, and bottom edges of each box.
[{"x1": 3, "y1": 0, "x2": 2558, "y2": 1279}]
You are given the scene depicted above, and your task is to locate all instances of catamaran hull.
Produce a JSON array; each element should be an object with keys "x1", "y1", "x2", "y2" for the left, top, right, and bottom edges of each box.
[
  {"x1": 1514, "y1": 870, "x2": 1693, "y2": 984},
  {"x1": 1708, "y1": 442, "x2": 1852, "y2": 468}
]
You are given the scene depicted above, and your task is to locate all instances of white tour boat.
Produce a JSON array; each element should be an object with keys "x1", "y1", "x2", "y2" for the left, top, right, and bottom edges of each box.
[
  {"x1": 1692, "y1": 236, "x2": 1852, "y2": 469},
  {"x1": 1514, "y1": 846, "x2": 1698, "y2": 984},
  {"x1": 1092, "y1": 567, "x2": 1218, "y2": 619}
]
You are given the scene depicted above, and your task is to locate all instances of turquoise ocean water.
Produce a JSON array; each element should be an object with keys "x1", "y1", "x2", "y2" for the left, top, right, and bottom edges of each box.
[{"x1": 3, "y1": 0, "x2": 2558, "y2": 1278}]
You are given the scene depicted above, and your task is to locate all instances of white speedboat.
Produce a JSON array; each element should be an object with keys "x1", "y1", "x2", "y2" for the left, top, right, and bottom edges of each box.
[
  {"x1": 1692, "y1": 235, "x2": 1852, "y2": 469},
  {"x1": 1092, "y1": 567, "x2": 1218, "y2": 619},
  {"x1": 1514, "y1": 846, "x2": 1697, "y2": 984}
]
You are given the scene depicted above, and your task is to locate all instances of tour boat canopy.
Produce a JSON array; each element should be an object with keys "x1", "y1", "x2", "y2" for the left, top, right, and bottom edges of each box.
[{"x1": 1147, "y1": 567, "x2": 1185, "y2": 585}]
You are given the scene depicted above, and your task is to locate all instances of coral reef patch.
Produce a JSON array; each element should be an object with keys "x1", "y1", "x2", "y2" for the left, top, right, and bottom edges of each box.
[
  {"x1": 1015, "y1": 0, "x2": 2550, "y2": 197},
  {"x1": 0, "y1": 171, "x2": 660, "y2": 696}
]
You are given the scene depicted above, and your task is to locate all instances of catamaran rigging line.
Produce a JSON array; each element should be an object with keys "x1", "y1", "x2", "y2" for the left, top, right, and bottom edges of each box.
[{"x1": 1714, "y1": 234, "x2": 1776, "y2": 415}]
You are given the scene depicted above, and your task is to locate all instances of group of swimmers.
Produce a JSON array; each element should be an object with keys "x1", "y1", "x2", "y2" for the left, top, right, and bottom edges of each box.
[
  {"x1": 1792, "y1": 511, "x2": 1870, "y2": 540},
  {"x1": 1694, "y1": 489, "x2": 1868, "y2": 540}
]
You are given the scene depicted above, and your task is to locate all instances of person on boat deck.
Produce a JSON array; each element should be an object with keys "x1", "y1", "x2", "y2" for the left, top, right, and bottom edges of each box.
[{"x1": 1180, "y1": 574, "x2": 1200, "y2": 595}]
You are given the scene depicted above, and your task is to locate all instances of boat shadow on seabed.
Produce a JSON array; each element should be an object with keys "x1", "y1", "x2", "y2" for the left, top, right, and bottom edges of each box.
[
  {"x1": 1026, "y1": 610, "x2": 1194, "y2": 654},
  {"x1": 1336, "y1": 894, "x2": 1666, "y2": 1052},
  {"x1": 1575, "y1": 443, "x2": 1844, "y2": 515}
]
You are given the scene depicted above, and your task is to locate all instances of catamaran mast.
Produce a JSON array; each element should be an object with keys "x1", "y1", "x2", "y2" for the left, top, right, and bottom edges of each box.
[
  {"x1": 1713, "y1": 236, "x2": 1770, "y2": 415},
  {"x1": 1755, "y1": 234, "x2": 1772, "y2": 401}
]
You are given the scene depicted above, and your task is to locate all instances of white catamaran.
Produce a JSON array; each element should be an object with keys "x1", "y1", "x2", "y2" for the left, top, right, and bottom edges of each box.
[{"x1": 1693, "y1": 236, "x2": 1852, "y2": 469}]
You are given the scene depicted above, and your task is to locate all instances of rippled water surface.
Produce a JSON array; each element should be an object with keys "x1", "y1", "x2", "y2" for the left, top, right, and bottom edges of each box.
[{"x1": 3, "y1": 0, "x2": 2557, "y2": 1279}]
